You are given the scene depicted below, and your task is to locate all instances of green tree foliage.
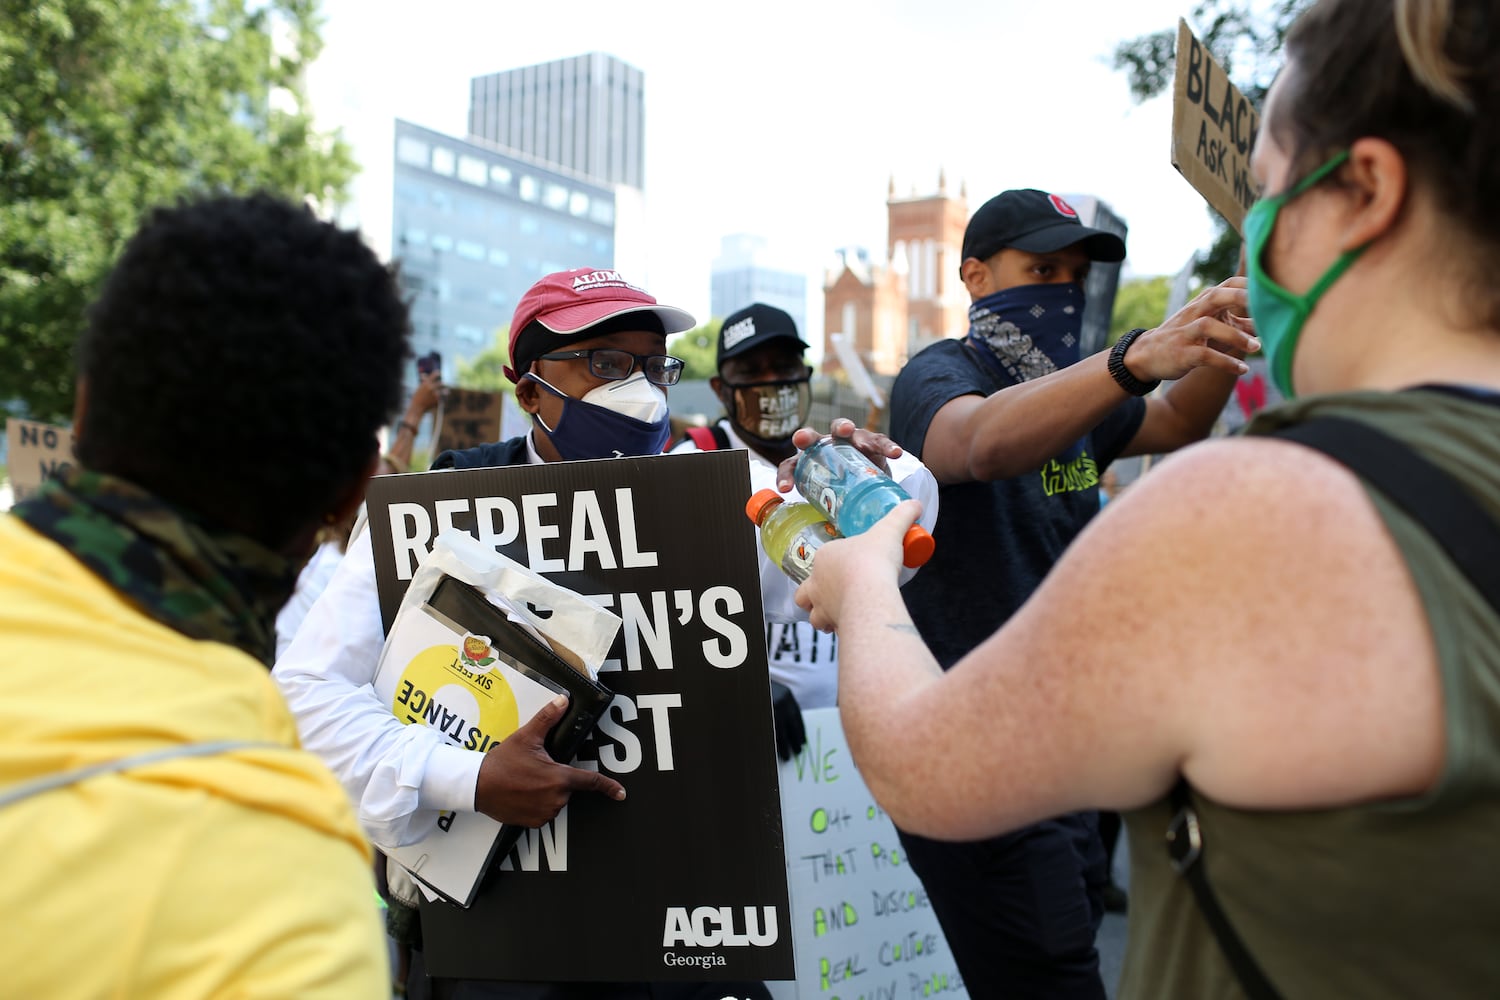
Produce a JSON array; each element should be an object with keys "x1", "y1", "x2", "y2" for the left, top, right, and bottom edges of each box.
[
  {"x1": 0, "y1": 0, "x2": 355, "y2": 421},
  {"x1": 1108, "y1": 276, "x2": 1175, "y2": 344},
  {"x1": 1112, "y1": 1, "x2": 1310, "y2": 284},
  {"x1": 456, "y1": 327, "x2": 512, "y2": 392},
  {"x1": 667, "y1": 318, "x2": 723, "y2": 382}
]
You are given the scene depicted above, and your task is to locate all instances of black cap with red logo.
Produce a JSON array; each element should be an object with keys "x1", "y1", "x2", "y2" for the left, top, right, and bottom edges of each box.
[{"x1": 961, "y1": 189, "x2": 1127, "y2": 265}]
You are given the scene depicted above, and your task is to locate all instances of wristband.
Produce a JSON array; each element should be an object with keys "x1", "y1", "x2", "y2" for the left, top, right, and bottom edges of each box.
[
  {"x1": 1108, "y1": 328, "x2": 1161, "y2": 397},
  {"x1": 397, "y1": 420, "x2": 420, "y2": 436}
]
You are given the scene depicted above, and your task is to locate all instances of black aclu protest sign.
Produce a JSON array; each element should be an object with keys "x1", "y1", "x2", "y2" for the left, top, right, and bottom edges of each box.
[{"x1": 365, "y1": 450, "x2": 795, "y2": 983}]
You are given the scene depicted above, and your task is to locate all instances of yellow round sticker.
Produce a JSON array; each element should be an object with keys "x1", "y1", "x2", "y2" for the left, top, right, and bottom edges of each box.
[{"x1": 391, "y1": 643, "x2": 520, "y2": 753}]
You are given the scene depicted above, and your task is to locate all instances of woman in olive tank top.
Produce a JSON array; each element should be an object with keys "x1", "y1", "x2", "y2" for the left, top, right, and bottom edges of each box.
[{"x1": 792, "y1": 0, "x2": 1500, "y2": 995}]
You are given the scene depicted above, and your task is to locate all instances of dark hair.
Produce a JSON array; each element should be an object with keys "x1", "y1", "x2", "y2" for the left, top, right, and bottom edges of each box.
[
  {"x1": 1277, "y1": 0, "x2": 1500, "y2": 322},
  {"x1": 75, "y1": 192, "x2": 411, "y2": 547}
]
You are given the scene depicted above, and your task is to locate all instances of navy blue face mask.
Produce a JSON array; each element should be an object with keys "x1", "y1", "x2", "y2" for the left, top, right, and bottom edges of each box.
[
  {"x1": 966, "y1": 282, "x2": 1086, "y2": 384},
  {"x1": 526, "y1": 373, "x2": 672, "y2": 461}
]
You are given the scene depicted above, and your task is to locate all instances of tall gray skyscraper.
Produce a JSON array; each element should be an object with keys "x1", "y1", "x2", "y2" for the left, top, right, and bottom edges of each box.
[{"x1": 469, "y1": 53, "x2": 645, "y2": 190}]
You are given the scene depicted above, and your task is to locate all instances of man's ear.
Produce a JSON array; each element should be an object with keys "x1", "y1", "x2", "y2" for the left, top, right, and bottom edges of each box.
[
  {"x1": 1341, "y1": 136, "x2": 1408, "y2": 252},
  {"x1": 959, "y1": 257, "x2": 991, "y2": 299},
  {"x1": 513, "y1": 375, "x2": 541, "y2": 415}
]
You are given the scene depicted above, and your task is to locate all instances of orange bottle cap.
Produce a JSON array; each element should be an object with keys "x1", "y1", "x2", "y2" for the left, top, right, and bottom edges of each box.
[
  {"x1": 901, "y1": 525, "x2": 935, "y2": 568},
  {"x1": 745, "y1": 488, "x2": 784, "y2": 526}
]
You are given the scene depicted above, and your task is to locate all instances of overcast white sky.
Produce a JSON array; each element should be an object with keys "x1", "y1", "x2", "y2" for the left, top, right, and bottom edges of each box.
[{"x1": 306, "y1": 1, "x2": 1229, "y2": 339}]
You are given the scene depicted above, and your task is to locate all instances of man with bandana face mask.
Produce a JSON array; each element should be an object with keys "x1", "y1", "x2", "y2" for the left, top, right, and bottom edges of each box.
[
  {"x1": 275, "y1": 268, "x2": 776, "y2": 1000},
  {"x1": 670, "y1": 303, "x2": 939, "y2": 743},
  {"x1": 878, "y1": 190, "x2": 1258, "y2": 999}
]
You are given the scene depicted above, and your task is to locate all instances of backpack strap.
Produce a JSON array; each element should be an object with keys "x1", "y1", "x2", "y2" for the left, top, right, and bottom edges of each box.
[
  {"x1": 1166, "y1": 413, "x2": 1500, "y2": 1000},
  {"x1": 1166, "y1": 780, "x2": 1283, "y2": 1000},
  {"x1": 684, "y1": 425, "x2": 719, "y2": 451},
  {"x1": 684, "y1": 424, "x2": 734, "y2": 452},
  {"x1": 1270, "y1": 415, "x2": 1500, "y2": 613}
]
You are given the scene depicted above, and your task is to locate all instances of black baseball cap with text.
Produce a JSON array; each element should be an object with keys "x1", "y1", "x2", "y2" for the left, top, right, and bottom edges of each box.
[
  {"x1": 962, "y1": 189, "x2": 1126, "y2": 265},
  {"x1": 716, "y1": 303, "x2": 810, "y2": 367}
]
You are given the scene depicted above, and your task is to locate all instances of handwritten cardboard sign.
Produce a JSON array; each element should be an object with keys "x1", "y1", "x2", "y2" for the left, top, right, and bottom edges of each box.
[
  {"x1": 776, "y1": 708, "x2": 967, "y2": 999},
  {"x1": 434, "y1": 388, "x2": 504, "y2": 454},
  {"x1": 1171, "y1": 18, "x2": 1262, "y2": 235},
  {"x1": 5, "y1": 419, "x2": 75, "y2": 502}
]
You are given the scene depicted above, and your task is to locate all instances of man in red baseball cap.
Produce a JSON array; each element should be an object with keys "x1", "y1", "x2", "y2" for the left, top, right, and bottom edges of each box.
[
  {"x1": 431, "y1": 267, "x2": 699, "y2": 467},
  {"x1": 275, "y1": 268, "x2": 777, "y2": 999}
]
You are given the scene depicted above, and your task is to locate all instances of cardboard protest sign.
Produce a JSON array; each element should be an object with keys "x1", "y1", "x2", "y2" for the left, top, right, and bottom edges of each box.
[
  {"x1": 434, "y1": 388, "x2": 504, "y2": 454},
  {"x1": 364, "y1": 450, "x2": 795, "y2": 983},
  {"x1": 5, "y1": 419, "x2": 75, "y2": 502},
  {"x1": 1171, "y1": 18, "x2": 1262, "y2": 235},
  {"x1": 777, "y1": 708, "x2": 967, "y2": 1000}
]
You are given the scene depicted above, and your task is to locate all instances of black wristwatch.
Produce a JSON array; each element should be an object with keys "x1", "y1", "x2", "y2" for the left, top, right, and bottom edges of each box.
[{"x1": 1108, "y1": 327, "x2": 1161, "y2": 397}]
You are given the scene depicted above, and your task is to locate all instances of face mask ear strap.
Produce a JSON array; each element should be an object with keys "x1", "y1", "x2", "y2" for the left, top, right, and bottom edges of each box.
[{"x1": 1289, "y1": 148, "x2": 1351, "y2": 198}]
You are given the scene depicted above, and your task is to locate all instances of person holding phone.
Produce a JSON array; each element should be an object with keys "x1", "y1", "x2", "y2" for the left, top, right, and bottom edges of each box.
[{"x1": 381, "y1": 356, "x2": 445, "y2": 476}]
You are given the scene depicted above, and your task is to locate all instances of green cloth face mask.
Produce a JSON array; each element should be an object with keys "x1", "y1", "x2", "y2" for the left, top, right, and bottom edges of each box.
[{"x1": 1245, "y1": 149, "x2": 1368, "y2": 398}]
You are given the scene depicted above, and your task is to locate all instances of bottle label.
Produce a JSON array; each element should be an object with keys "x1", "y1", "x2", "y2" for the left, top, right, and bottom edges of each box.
[
  {"x1": 782, "y1": 535, "x2": 817, "y2": 583},
  {"x1": 780, "y1": 522, "x2": 835, "y2": 584},
  {"x1": 797, "y1": 442, "x2": 880, "y2": 524},
  {"x1": 817, "y1": 486, "x2": 840, "y2": 521}
]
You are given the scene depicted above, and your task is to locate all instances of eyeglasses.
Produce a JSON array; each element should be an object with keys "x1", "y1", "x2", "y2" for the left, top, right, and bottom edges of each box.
[{"x1": 536, "y1": 349, "x2": 685, "y2": 387}]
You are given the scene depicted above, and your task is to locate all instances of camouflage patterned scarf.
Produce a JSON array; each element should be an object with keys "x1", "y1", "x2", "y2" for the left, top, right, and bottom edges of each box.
[{"x1": 11, "y1": 467, "x2": 299, "y2": 667}]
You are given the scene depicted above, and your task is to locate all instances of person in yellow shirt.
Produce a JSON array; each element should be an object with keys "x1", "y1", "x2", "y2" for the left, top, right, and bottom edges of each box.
[{"x1": 0, "y1": 192, "x2": 412, "y2": 997}]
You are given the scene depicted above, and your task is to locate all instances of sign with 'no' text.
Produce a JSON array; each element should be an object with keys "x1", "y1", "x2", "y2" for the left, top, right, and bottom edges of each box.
[
  {"x1": 1171, "y1": 18, "x2": 1262, "y2": 235},
  {"x1": 5, "y1": 419, "x2": 75, "y2": 503}
]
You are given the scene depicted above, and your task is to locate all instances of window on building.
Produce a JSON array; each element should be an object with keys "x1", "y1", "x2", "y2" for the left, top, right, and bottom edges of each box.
[
  {"x1": 543, "y1": 183, "x2": 569, "y2": 211},
  {"x1": 589, "y1": 200, "x2": 614, "y2": 225},
  {"x1": 519, "y1": 176, "x2": 538, "y2": 202},
  {"x1": 488, "y1": 248, "x2": 510, "y2": 268},
  {"x1": 403, "y1": 228, "x2": 428, "y2": 246},
  {"x1": 457, "y1": 155, "x2": 487, "y2": 186},
  {"x1": 569, "y1": 192, "x2": 590, "y2": 217},
  {"x1": 431, "y1": 147, "x2": 456, "y2": 176},
  {"x1": 454, "y1": 324, "x2": 485, "y2": 344},
  {"x1": 456, "y1": 240, "x2": 485, "y2": 261},
  {"x1": 396, "y1": 136, "x2": 430, "y2": 167},
  {"x1": 431, "y1": 233, "x2": 454, "y2": 252},
  {"x1": 490, "y1": 165, "x2": 513, "y2": 187}
]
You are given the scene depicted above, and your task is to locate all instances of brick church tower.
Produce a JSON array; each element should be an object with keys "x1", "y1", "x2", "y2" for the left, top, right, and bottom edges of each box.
[{"x1": 822, "y1": 171, "x2": 969, "y2": 377}]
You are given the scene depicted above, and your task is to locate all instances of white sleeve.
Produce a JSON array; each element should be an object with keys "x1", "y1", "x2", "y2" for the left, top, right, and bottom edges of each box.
[
  {"x1": 271, "y1": 529, "x2": 483, "y2": 850},
  {"x1": 887, "y1": 450, "x2": 940, "y2": 587}
]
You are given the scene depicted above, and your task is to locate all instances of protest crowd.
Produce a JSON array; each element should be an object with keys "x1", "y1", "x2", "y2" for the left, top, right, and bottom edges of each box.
[{"x1": 2, "y1": 0, "x2": 1498, "y2": 997}]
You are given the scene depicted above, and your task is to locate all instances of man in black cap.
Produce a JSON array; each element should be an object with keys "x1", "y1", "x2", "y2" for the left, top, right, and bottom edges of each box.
[
  {"x1": 672, "y1": 302, "x2": 938, "y2": 744},
  {"x1": 884, "y1": 189, "x2": 1257, "y2": 998}
]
